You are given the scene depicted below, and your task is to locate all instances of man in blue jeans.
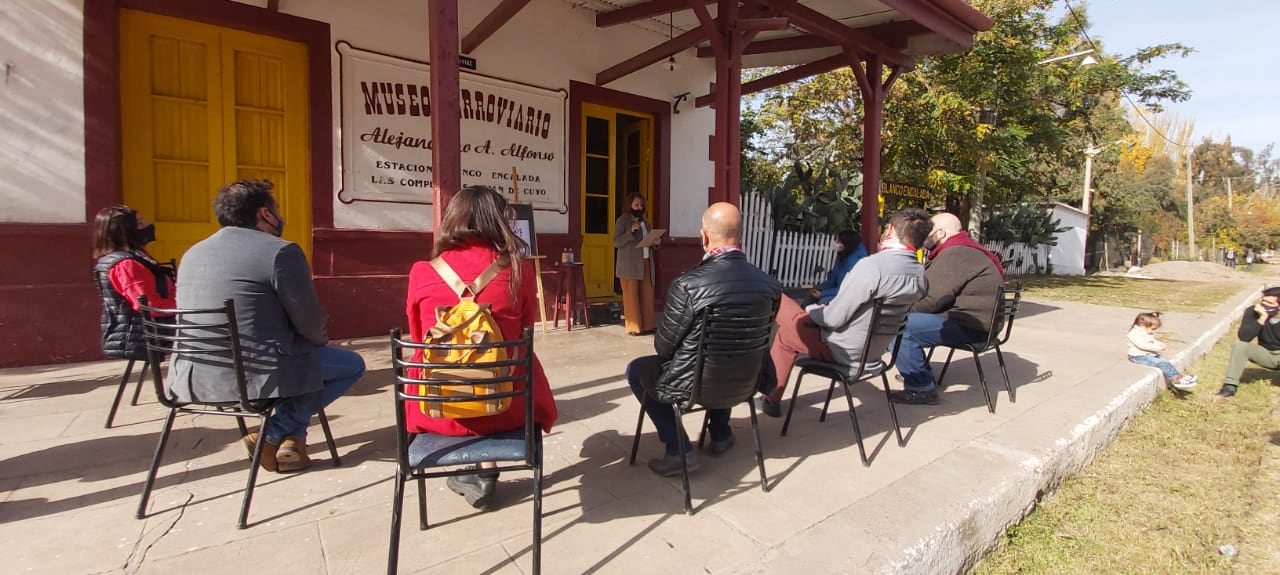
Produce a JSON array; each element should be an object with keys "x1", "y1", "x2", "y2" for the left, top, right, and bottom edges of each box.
[
  {"x1": 168, "y1": 180, "x2": 365, "y2": 472},
  {"x1": 892, "y1": 212, "x2": 1004, "y2": 405}
]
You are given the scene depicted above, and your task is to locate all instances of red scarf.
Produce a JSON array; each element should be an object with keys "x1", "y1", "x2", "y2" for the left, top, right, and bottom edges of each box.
[{"x1": 929, "y1": 232, "x2": 1005, "y2": 276}]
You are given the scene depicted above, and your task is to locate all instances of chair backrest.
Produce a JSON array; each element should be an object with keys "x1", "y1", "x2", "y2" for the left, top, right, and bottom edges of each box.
[
  {"x1": 848, "y1": 298, "x2": 909, "y2": 381},
  {"x1": 389, "y1": 327, "x2": 537, "y2": 469},
  {"x1": 688, "y1": 303, "x2": 779, "y2": 410},
  {"x1": 985, "y1": 281, "x2": 1023, "y2": 348},
  {"x1": 137, "y1": 296, "x2": 258, "y2": 412}
]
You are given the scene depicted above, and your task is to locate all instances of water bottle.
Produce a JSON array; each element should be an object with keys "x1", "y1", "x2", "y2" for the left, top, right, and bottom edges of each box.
[
  {"x1": 561, "y1": 248, "x2": 568, "y2": 264},
  {"x1": 568, "y1": 248, "x2": 575, "y2": 263}
]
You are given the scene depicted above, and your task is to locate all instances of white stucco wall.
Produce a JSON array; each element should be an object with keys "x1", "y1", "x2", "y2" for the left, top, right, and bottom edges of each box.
[
  {"x1": 0, "y1": 0, "x2": 85, "y2": 223},
  {"x1": 1049, "y1": 204, "x2": 1088, "y2": 276},
  {"x1": 250, "y1": 0, "x2": 716, "y2": 237}
]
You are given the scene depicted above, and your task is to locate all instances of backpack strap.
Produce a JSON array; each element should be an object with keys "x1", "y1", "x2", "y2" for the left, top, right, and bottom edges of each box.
[{"x1": 430, "y1": 257, "x2": 506, "y2": 298}]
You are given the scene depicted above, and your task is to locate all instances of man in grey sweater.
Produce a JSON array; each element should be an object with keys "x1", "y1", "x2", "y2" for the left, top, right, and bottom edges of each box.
[{"x1": 759, "y1": 208, "x2": 930, "y2": 417}]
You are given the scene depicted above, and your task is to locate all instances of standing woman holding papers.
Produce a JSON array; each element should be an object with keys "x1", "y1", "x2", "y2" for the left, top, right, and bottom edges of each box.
[{"x1": 614, "y1": 193, "x2": 659, "y2": 335}]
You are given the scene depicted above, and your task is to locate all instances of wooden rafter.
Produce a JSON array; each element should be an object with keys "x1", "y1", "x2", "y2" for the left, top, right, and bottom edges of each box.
[
  {"x1": 596, "y1": 0, "x2": 715, "y2": 28},
  {"x1": 695, "y1": 21, "x2": 931, "y2": 58},
  {"x1": 694, "y1": 53, "x2": 846, "y2": 107},
  {"x1": 461, "y1": 0, "x2": 532, "y2": 54},
  {"x1": 879, "y1": 0, "x2": 973, "y2": 48},
  {"x1": 595, "y1": 26, "x2": 708, "y2": 86},
  {"x1": 267, "y1": 0, "x2": 280, "y2": 12},
  {"x1": 746, "y1": 0, "x2": 915, "y2": 68}
]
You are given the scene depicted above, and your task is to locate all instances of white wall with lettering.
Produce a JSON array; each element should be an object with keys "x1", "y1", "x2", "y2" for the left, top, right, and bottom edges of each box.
[
  {"x1": 0, "y1": 0, "x2": 86, "y2": 223},
  {"x1": 264, "y1": 0, "x2": 716, "y2": 237}
]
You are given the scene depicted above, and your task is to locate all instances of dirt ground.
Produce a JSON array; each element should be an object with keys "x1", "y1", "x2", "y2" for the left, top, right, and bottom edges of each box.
[{"x1": 1106, "y1": 261, "x2": 1260, "y2": 282}]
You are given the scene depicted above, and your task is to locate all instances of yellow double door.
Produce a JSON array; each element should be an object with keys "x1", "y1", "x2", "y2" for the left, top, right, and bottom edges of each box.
[
  {"x1": 120, "y1": 10, "x2": 311, "y2": 264},
  {"x1": 580, "y1": 104, "x2": 654, "y2": 298}
]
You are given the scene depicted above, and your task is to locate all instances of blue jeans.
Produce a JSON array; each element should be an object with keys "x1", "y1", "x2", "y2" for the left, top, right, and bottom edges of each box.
[
  {"x1": 1128, "y1": 354, "x2": 1180, "y2": 383},
  {"x1": 263, "y1": 346, "x2": 366, "y2": 444},
  {"x1": 898, "y1": 312, "x2": 987, "y2": 392},
  {"x1": 626, "y1": 355, "x2": 731, "y2": 455}
]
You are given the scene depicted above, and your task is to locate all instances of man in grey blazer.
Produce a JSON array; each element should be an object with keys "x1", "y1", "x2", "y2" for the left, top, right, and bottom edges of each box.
[{"x1": 169, "y1": 180, "x2": 365, "y2": 472}]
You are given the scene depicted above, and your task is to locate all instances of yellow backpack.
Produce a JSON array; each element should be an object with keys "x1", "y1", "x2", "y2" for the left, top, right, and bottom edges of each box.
[{"x1": 415, "y1": 257, "x2": 513, "y2": 419}]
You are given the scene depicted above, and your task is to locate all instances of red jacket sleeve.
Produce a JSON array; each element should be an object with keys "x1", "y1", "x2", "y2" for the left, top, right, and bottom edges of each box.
[
  {"x1": 108, "y1": 259, "x2": 175, "y2": 312},
  {"x1": 406, "y1": 261, "x2": 429, "y2": 343},
  {"x1": 520, "y1": 263, "x2": 540, "y2": 330}
]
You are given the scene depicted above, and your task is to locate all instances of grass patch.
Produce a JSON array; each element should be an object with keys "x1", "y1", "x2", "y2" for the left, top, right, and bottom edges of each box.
[
  {"x1": 974, "y1": 329, "x2": 1280, "y2": 575},
  {"x1": 1015, "y1": 275, "x2": 1237, "y2": 312}
]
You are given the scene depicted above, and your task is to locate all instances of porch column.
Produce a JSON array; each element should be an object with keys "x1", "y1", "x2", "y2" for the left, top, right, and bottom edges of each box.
[
  {"x1": 429, "y1": 0, "x2": 462, "y2": 230},
  {"x1": 711, "y1": 0, "x2": 743, "y2": 206},
  {"x1": 849, "y1": 53, "x2": 901, "y2": 253}
]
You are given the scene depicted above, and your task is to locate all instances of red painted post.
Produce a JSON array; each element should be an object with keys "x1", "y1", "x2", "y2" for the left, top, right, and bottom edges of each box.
[
  {"x1": 429, "y1": 0, "x2": 462, "y2": 231},
  {"x1": 860, "y1": 54, "x2": 884, "y2": 253},
  {"x1": 712, "y1": 0, "x2": 743, "y2": 206}
]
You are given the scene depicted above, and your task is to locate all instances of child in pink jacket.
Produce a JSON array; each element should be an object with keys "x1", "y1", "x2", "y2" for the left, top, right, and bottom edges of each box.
[{"x1": 1127, "y1": 312, "x2": 1197, "y2": 390}]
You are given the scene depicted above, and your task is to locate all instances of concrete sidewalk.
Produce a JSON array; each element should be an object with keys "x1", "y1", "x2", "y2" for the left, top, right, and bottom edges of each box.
[{"x1": 0, "y1": 283, "x2": 1259, "y2": 575}]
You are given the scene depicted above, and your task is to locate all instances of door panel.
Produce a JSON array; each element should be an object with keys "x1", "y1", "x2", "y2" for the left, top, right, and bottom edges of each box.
[
  {"x1": 121, "y1": 10, "x2": 310, "y2": 264},
  {"x1": 580, "y1": 104, "x2": 654, "y2": 299}
]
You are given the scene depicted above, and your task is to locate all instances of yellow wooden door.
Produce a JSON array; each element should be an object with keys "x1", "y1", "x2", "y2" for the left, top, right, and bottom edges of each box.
[
  {"x1": 580, "y1": 104, "x2": 653, "y2": 298},
  {"x1": 120, "y1": 10, "x2": 310, "y2": 264}
]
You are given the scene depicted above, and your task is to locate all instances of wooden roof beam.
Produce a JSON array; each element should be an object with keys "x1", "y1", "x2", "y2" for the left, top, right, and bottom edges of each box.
[
  {"x1": 697, "y1": 33, "x2": 833, "y2": 58},
  {"x1": 596, "y1": 0, "x2": 716, "y2": 28},
  {"x1": 751, "y1": 0, "x2": 915, "y2": 68},
  {"x1": 879, "y1": 0, "x2": 975, "y2": 49},
  {"x1": 694, "y1": 52, "x2": 847, "y2": 107},
  {"x1": 596, "y1": 25, "x2": 709, "y2": 85},
  {"x1": 461, "y1": 0, "x2": 533, "y2": 54}
]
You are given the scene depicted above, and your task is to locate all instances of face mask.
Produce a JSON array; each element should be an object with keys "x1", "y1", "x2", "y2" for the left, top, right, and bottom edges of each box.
[
  {"x1": 137, "y1": 224, "x2": 156, "y2": 245},
  {"x1": 631, "y1": 208, "x2": 644, "y2": 217},
  {"x1": 268, "y1": 210, "x2": 285, "y2": 237},
  {"x1": 1264, "y1": 305, "x2": 1279, "y2": 316},
  {"x1": 923, "y1": 233, "x2": 940, "y2": 251}
]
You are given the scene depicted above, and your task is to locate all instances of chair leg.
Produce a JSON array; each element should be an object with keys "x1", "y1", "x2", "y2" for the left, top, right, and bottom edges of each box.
[
  {"x1": 130, "y1": 360, "x2": 148, "y2": 406},
  {"x1": 318, "y1": 408, "x2": 341, "y2": 467},
  {"x1": 672, "y1": 404, "x2": 693, "y2": 515},
  {"x1": 532, "y1": 436, "x2": 544, "y2": 575},
  {"x1": 106, "y1": 359, "x2": 136, "y2": 429},
  {"x1": 781, "y1": 371, "x2": 805, "y2": 436},
  {"x1": 842, "y1": 381, "x2": 868, "y2": 467},
  {"x1": 747, "y1": 399, "x2": 768, "y2": 493},
  {"x1": 973, "y1": 351, "x2": 995, "y2": 413},
  {"x1": 416, "y1": 477, "x2": 428, "y2": 530},
  {"x1": 697, "y1": 411, "x2": 710, "y2": 450},
  {"x1": 236, "y1": 417, "x2": 249, "y2": 438},
  {"x1": 237, "y1": 413, "x2": 272, "y2": 529},
  {"x1": 926, "y1": 347, "x2": 935, "y2": 363},
  {"x1": 818, "y1": 378, "x2": 837, "y2": 422},
  {"x1": 996, "y1": 346, "x2": 1015, "y2": 403},
  {"x1": 387, "y1": 472, "x2": 405, "y2": 575},
  {"x1": 135, "y1": 407, "x2": 177, "y2": 519},
  {"x1": 881, "y1": 373, "x2": 905, "y2": 447},
  {"x1": 936, "y1": 348, "x2": 956, "y2": 388},
  {"x1": 628, "y1": 405, "x2": 645, "y2": 465}
]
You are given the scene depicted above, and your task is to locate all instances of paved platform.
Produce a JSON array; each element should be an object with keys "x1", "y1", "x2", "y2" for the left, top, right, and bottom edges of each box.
[{"x1": 0, "y1": 283, "x2": 1260, "y2": 575}]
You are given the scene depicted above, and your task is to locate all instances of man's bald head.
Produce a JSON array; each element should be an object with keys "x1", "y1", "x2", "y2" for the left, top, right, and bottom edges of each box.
[
  {"x1": 931, "y1": 212, "x2": 963, "y2": 235},
  {"x1": 701, "y1": 202, "x2": 742, "y2": 250}
]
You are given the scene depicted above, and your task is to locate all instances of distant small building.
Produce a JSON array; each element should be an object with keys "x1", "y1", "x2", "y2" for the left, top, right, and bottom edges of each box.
[{"x1": 1042, "y1": 202, "x2": 1088, "y2": 276}]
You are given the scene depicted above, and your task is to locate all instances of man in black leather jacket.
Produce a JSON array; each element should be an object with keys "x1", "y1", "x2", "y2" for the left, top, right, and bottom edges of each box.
[{"x1": 626, "y1": 203, "x2": 783, "y2": 476}]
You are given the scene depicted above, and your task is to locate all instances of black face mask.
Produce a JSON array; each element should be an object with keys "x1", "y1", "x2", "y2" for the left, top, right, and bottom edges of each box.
[
  {"x1": 631, "y1": 208, "x2": 644, "y2": 217},
  {"x1": 1264, "y1": 305, "x2": 1280, "y2": 317},
  {"x1": 137, "y1": 224, "x2": 156, "y2": 245},
  {"x1": 268, "y1": 210, "x2": 285, "y2": 237}
]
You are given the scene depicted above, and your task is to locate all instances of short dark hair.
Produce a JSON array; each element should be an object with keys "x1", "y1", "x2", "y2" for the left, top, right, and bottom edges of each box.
[
  {"x1": 1263, "y1": 287, "x2": 1280, "y2": 299},
  {"x1": 215, "y1": 180, "x2": 276, "y2": 229},
  {"x1": 888, "y1": 208, "x2": 932, "y2": 249}
]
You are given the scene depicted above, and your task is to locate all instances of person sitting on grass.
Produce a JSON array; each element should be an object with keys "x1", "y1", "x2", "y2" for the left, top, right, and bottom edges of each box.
[
  {"x1": 1127, "y1": 312, "x2": 1197, "y2": 391},
  {"x1": 1217, "y1": 287, "x2": 1280, "y2": 398}
]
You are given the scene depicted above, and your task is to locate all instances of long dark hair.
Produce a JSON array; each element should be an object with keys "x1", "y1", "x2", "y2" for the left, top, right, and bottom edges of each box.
[
  {"x1": 835, "y1": 229, "x2": 861, "y2": 263},
  {"x1": 92, "y1": 205, "x2": 144, "y2": 258},
  {"x1": 433, "y1": 186, "x2": 528, "y2": 301}
]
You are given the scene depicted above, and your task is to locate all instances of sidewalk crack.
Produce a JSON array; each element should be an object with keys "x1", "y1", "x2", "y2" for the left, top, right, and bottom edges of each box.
[{"x1": 122, "y1": 491, "x2": 195, "y2": 574}]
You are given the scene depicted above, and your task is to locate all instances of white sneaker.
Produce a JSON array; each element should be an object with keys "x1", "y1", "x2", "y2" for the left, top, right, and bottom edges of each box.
[{"x1": 1171, "y1": 375, "x2": 1197, "y2": 390}]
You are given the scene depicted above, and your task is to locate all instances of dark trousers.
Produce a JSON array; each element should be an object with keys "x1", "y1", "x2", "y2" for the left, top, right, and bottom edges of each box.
[{"x1": 626, "y1": 355, "x2": 731, "y2": 455}]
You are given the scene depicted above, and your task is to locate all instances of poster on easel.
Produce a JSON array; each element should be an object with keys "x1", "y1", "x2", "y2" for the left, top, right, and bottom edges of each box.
[{"x1": 508, "y1": 166, "x2": 538, "y2": 257}]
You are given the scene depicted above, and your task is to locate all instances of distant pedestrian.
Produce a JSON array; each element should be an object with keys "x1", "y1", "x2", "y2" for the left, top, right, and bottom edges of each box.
[
  {"x1": 1246, "y1": 249, "x2": 1256, "y2": 270},
  {"x1": 1127, "y1": 312, "x2": 1196, "y2": 391},
  {"x1": 1226, "y1": 249, "x2": 1237, "y2": 268}
]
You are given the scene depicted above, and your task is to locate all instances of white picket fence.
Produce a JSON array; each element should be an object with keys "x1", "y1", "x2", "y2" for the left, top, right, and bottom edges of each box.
[
  {"x1": 741, "y1": 193, "x2": 837, "y2": 288},
  {"x1": 983, "y1": 242, "x2": 1050, "y2": 275}
]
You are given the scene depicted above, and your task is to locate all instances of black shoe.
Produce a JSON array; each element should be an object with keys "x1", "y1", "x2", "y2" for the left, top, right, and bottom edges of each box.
[
  {"x1": 447, "y1": 469, "x2": 499, "y2": 509},
  {"x1": 890, "y1": 389, "x2": 941, "y2": 405},
  {"x1": 709, "y1": 434, "x2": 736, "y2": 457},
  {"x1": 647, "y1": 451, "x2": 699, "y2": 477},
  {"x1": 756, "y1": 396, "x2": 782, "y2": 418},
  {"x1": 1216, "y1": 384, "x2": 1237, "y2": 398}
]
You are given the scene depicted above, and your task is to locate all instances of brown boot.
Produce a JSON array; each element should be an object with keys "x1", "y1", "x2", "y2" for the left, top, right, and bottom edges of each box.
[
  {"x1": 275, "y1": 437, "x2": 312, "y2": 473},
  {"x1": 242, "y1": 432, "x2": 279, "y2": 472}
]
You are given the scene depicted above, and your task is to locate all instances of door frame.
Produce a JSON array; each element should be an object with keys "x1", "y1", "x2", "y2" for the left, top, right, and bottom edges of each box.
[
  {"x1": 579, "y1": 103, "x2": 655, "y2": 298},
  {"x1": 568, "y1": 82, "x2": 671, "y2": 244},
  {"x1": 84, "y1": 0, "x2": 333, "y2": 230}
]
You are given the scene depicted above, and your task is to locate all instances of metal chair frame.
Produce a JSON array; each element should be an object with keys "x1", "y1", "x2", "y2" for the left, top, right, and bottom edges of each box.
[
  {"x1": 928, "y1": 281, "x2": 1024, "y2": 413},
  {"x1": 95, "y1": 257, "x2": 175, "y2": 428},
  {"x1": 627, "y1": 306, "x2": 777, "y2": 515},
  {"x1": 134, "y1": 296, "x2": 339, "y2": 530},
  {"x1": 780, "y1": 298, "x2": 908, "y2": 466},
  {"x1": 387, "y1": 327, "x2": 542, "y2": 575}
]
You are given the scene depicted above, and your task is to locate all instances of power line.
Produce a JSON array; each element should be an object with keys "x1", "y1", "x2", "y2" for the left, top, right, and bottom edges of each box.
[{"x1": 1062, "y1": 0, "x2": 1190, "y2": 151}]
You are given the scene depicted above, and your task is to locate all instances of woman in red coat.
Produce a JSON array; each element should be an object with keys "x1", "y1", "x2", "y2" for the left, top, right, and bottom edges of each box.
[{"x1": 405, "y1": 185, "x2": 558, "y2": 509}]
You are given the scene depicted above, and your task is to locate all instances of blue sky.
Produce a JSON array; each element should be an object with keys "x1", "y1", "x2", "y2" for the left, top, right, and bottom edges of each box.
[{"x1": 1081, "y1": 0, "x2": 1278, "y2": 154}]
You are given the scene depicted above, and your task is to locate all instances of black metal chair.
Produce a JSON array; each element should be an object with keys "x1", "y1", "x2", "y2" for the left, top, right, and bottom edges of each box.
[
  {"x1": 387, "y1": 327, "x2": 542, "y2": 575},
  {"x1": 780, "y1": 298, "x2": 908, "y2": 467},
  {"x1": 627, "y1": 307, "x2": 777, "y2": 515},
  {"x1": 134, "y1": 297, "x2": 340, "y2": 529},
  {"x1": 98, "y1": 258, "x2": 177, "y2": 428},
  {"x1": 929, "y1": 281, "x2": 1024, "y2": 413}
]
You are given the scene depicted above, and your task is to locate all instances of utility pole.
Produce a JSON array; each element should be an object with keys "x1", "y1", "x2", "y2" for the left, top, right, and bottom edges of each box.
[
  {"x1": 1226, "y1": 176, "x2": 1234, "y2": 213},
  {"x1": 1186, "y1": 150, "x2": 1197, "y2": 260}
]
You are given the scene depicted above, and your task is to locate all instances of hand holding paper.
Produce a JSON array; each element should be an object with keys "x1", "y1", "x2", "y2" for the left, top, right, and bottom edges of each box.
[{"x1": 636, "y1": 228, "x2": 666, "y2": 248}]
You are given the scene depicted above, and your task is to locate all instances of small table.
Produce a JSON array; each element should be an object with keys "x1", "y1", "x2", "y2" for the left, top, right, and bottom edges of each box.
[{"x1": 552, "y1": 262, "x2": 591, "y2": 331}]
